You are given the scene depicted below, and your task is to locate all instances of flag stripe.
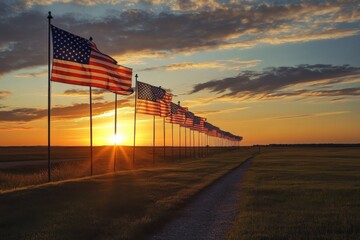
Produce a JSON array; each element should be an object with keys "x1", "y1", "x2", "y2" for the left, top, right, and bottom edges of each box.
[
  {"x1": 50, "y1": 25, "x2": 133, "y2": 95},
  {"x1": 53, "y1": 60, "x2": 132, "y2": 81}
]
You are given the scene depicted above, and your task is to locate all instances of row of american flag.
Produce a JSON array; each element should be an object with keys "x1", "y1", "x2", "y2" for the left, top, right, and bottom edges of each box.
[{"x1": 50, "y1": 24, "x2": 242, "y2": 143}]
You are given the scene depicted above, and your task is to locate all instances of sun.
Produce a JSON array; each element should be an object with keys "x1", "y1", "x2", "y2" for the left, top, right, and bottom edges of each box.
[{"x1": 109, "y1": 134, "x2": 125, "y2": 145}]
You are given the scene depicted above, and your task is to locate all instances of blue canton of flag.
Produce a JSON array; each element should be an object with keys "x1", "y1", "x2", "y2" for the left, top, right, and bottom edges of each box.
[{"x1": 52, "y1": 26, "x2": 91, "y2": 64}]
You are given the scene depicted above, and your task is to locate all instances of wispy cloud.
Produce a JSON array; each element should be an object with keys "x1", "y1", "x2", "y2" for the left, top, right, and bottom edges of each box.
[
  {"x1": 15, "y1": 70, "x2": 47, "y2": 78},
  {"x1": 62, "y1": 88, "x2": 109, "y2": 101},
  {"x1": 0, "y1": 1, "x2": 358, "y2": 75},
  {"x1": 194, "y1": 106, "x2": 249, "y2": 116},
  {"x1": 0, "y1": 91, "x2": 11, "y2": 100},
  {"x1": 191, "y1": 64, "x2": 360, "y2": 100},
  {"x1": 139, "y1": 59, "x2": 261, "y2": 71},
  {"x1": 272, "y1": 111, "x2": 350, "y2": 120},
  {"x1": 0, "y1": 98, "x2": 132, "y2": 122}
]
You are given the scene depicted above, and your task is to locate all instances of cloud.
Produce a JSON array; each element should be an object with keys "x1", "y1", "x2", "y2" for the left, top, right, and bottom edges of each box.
[
  {"x1": 0, "y1": 125, "x2": 34, "y2": 131},
  {"x1": 190, "y1": 64, "x2": 360, "y2": 100},
  {"x1": 0, "y1": 91, "x2": 11, "y2": 100},
  {"x1": 63, "y1": 88, "x2": 108, "y2": 96},
  {"x1": 15, "y1": 70, "x2": 47, "y2": 78},
  {"x1": 139, "y1": 59, "x2": 261, "y2": 71},
  {"x1": 0, "y1": 1, "x2": 358, "y2": 75},
  {"x1": 272, "y1": 111, "x2": 350, "y2": 120},
  {"x1": 194, "y1": 106, "x2": 249, "y2": 116},
  {"x1": 0, "y1": 98, "x2": 132, "y2": 122}
]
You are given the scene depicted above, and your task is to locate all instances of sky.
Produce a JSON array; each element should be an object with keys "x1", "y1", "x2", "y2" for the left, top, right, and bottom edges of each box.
[{"x1": 0, "y1": 0, "x2": 359, "y2": 146}]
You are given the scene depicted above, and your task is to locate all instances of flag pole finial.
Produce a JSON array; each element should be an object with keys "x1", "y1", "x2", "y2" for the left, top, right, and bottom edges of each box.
[
  {"x1": 48, "y1": 11, "x2": 53, "y2": 20},
  {"x1": 178, "y1": 101, "x2": 180, "y2": 106},
  {"x1": 89, "y1": 36, "x2": 93, "y2": 41},
  {"x1": 135, "y1": 74, "x2": 138, "y2": 79}
]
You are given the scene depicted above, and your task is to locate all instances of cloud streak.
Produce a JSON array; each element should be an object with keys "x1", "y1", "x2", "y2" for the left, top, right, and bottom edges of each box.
[
  {"x1": 0, "y1": 98, "x2": 132, "y2": 122},
  {"x1": 0, "y1": 1, "x2": 358, "y2": 75},
  {"x1": 190, "y1": 64, "x2": 360, "y2": 100},
  {"x1": 0, "y1": 91, "x2": 11, "y2": 100},
  {"x1": 139, "y1": 59, "x2": 261, "y2": 71}
]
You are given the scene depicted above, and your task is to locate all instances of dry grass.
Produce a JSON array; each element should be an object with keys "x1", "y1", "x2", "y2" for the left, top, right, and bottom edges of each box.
[
  {"x1": 226, "y1": 146, "x2": 360, "y2": 240},
  {"x1": 0, "y1": 147, "x2": 255, "y2": 240},
  {"x1": 0, "y1": 146, "x2": 231, "y2": 191}
]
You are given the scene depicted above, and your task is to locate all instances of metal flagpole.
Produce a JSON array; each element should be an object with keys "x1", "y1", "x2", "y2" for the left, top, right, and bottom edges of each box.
[
  {"x1": 198, "y1": 131, "x2": 200, "y2": 158},
  {"x1": 178, "y1": 101, "x2": 181, "y2": 160},
  {"x1": 132, "y1": 74, "x2": 138, "y2": 167},
  {"x1": 90, "y1": 86, "x2": 93, "y2": 175},
  {"x1": 89, "y1": 36, "x2": 93, "y2": 176},
  {"x1": 47, "y1": 11, "x2": 53, "y2": 182},
  {"x1": 184, "y1": 127, "x2": 187, "y2": 159},
  {"x1": 189, "y1": 129, "x2": 192, "y2": 158},
  {"x1": 193, "y1": 130, "x2": 195, "y2": 158},
  {"x1": 114, "y1": 93, "x2": 117, "y2": 172},
  {"x1": 153, "y1": 115, "x2": 155, "y2": 164},
  {"x1": 171, "y1": 121, "x2": 174, "y2": 160},
  {"x1": 179, "y1": 125, "x2": 181, "y2": 159},
  {"x1": 163, "y1": 117, "x2": 166, "y2": 162}
]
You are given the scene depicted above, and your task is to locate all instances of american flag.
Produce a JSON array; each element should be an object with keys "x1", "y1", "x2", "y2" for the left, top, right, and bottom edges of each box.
[
  {"x1": 181, "y1": 110, "x2": 194, "y2": 128},
  {"x1": 136, "y1": 81, "x2": 172, "y2": 116},
  {"x1": 166, "y1": 103, "x2": 186, "y2": 124},
  {"x1": 191, "y1": 116, "x2": 206, "y2": 132},
  {"x1": 51, "y1": 25, "x2": 133, "y2": 95}
]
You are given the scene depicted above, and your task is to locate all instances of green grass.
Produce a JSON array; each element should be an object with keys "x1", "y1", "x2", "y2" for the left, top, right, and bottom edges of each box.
[
  {"x1": 0, "y1": 148, "x2": 254, "y2": 240},
  {"x1": 226, "y1": 147, "x2": 360, "y2": 240}
]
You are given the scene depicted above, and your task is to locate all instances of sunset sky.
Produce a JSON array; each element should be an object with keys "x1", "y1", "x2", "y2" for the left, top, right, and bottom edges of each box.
[{"x1": 0, "y1": 0, "x2": 359, "y2": 146}]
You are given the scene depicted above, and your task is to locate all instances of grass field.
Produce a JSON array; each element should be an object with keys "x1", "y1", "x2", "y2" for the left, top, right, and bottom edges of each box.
[
  {"x1": 0, "y1": 147, "x2": 255, "y2": 240},
  {"x1": 0, "y1": 146, "x2": 230, "y2": 191},
  {"x1": 226, "y1": 146, "x2": 360, "y2": 240}
]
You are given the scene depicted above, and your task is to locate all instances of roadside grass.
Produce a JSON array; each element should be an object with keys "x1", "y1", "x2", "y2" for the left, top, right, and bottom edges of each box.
[
  {"x1": 226, "y1": 147, "x2": 360, "y2": 240},
  {"x1": 0, "y1": 146, "x2": 229, "y2": 191},
  {"x1": 0, "y1": 148, "x2": 255, "y2": 240}
]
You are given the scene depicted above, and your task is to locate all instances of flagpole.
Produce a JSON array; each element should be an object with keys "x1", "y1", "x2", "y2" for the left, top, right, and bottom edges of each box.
[
  {"x1": 163, "y1": 117, "x2": 166, "y2": 162},
  {"x1": 89, "y1": 36, "x2": 94, "y2": 176},
  {"x1": 184, "y1": 127, "x2": 187, "y2": 159},
  {"x1": 178, "y1": 101, "x2": 181, "y2": 160},
  {"x1": 114, "y1": 93, "x2": 117, "y2": 172},
  {"x1": 189, "y1": 129, "x2": 191, "y2": 158},
  {"x1": 198, "y1": 131, "x2": 202, "y2": 158},
  {"x1": 47, "y1": 11, "x2": 53, "y2": 182},
  {"x1": 153, "y1": 115, "x2": 155, "y2": 164},
  {"x1": 90, "y1": 86, "x2": 93, "y2": 175},
  {"x1": 132, "y1": 74, "x2": 138, "y2": 167},
  {"x1": 171, "y1": 121, "x2": 174, "y2": 160},
  {"x1": 179, "y1": 126, "x2": 181, "y2": 160}
]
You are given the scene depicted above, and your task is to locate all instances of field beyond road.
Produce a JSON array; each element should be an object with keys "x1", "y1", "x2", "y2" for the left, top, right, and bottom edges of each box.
[
  {"x1": 0, "y1": 148, "x2": 254, "y2": 240},
  {"x1": 227, "y1": 146, "x2": 360, "y2": 240}
]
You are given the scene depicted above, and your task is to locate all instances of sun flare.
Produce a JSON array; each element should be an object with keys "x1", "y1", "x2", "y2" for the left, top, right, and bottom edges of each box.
[{"x1": 110, "y1": 134, "x2": 125, "y2": 145}]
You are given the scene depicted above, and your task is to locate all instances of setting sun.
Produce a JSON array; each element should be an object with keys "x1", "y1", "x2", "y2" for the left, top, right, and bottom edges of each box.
[{"x1": 110, "y1": 134, "x2": 125, "y2": 145}]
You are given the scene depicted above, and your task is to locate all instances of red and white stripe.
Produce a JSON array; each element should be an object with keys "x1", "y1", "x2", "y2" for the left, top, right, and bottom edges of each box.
[
  {"x1": 159, "y1": 92, "x2": 172, "y2": 117},
  {"x1": 51, "y1": 45, "x2": 132, "y2": 94}
]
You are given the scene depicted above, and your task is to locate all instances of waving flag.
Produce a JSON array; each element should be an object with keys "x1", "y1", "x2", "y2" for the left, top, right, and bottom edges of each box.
[
  {"x1": 136, "y1": 81, "x2": 172, "y2": 116},
  {"x1": 166, "y1": 103, "x2": 186, "y2": 124},
  {"x1": 181, "y1": 110, "x2": 194, "y2": 128},
  {"x1": 51, "y1": 25, "x2": 133, "y2": 95},
  {"x1": 191, "y1": 116, "x2": 206, "y2": 132}
]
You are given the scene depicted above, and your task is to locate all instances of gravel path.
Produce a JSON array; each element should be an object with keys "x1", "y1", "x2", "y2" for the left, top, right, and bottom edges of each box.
[{"x1": 148, "y1": 155, "x2": 254, "y2": 240}]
